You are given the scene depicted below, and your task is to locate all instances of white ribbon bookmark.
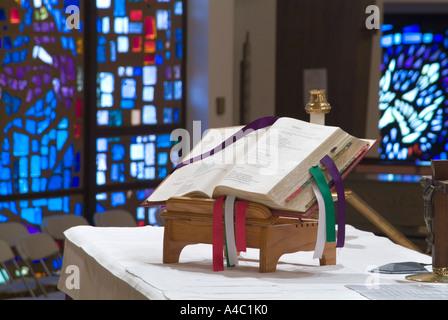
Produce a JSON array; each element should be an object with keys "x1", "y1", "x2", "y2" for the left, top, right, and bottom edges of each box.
[
  {"x1": 312, "y1": 181, "x2": 327, "y2": 259},
  {"x1": 224, "y1": 196, "x2": 238, "y2": 267}
]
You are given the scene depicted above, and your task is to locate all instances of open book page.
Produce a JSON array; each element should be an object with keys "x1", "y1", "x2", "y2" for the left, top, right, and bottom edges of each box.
[
  {"x1": 181, "y1": 125, "x2": 244, "y2": 161},
  {"x1": 213, "y1": 118, "x2": 340, "y2": 207},
  {"x1": 213, "y1": 117, "x2": 375, "y2": 212},
  {"x1": 146, "y1": 162, "x2": 230, "y2": 202},
  {"x1": 145, "y1": 125, "x2": 262, "y2": 203},
  {"x1": 146, "y1": 116, "x2": 375, "y2": 213},
  {"x1": 271, "y1": 133, "x2": 374, "y2": 212}
]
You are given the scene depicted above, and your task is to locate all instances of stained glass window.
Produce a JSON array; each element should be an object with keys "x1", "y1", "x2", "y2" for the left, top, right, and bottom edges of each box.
[
  {"x1": 95, "y1": 0, "x2": 183, "y2": 128},
  {"x1": 379, "y1": 14, "x2": 448, "y2": 164},
  {"x1": 0, "y1": 0, "x2": 185, "y2": 227},
  {"x1": 0, "y1": 0, "x2": 85, "y2": 224},
  {"x1": 93, "y1": 0, "x2": 184, "y2": 222}
]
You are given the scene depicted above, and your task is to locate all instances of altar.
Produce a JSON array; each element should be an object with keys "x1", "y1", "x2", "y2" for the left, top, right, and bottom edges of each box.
[{"x1": 57, "y1": 224, "x2": 448, "y2": 300}]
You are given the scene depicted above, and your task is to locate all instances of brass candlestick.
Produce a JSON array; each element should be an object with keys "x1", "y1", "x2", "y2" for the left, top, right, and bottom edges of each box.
[{"x1": 305, "y1": 89, "x2": 331, "y2": 125}]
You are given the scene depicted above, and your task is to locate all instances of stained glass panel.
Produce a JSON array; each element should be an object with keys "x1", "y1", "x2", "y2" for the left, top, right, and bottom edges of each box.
[
  {"x1": 93, "y1": 0, "x2": 184, "y2": 223},
  {"x1": 95, "y1": 0, "x2": 183, "y2": 128},
  {"x1": 0, "y1": 0, "x2": 184, "y2": 226},
  {"x1": 379, "y1": 14, "x2": 448, "y2": 163},
  {"x1": 0, "y1": 194, "x2": 83, "y2": 227},
  {"x1": 95, "y1": 133, "x2": 174, "y2": 186},
  {"x1": 0, "y1": 0, "x2": 84, "y2": 224}
]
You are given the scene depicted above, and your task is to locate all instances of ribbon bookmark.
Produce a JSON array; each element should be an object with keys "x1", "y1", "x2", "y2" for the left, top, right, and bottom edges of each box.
[
  {"x1": 235, "y1": 201, "x2": 248, "y2": 252},
  {"x1": 311, "y1": 181, "x2": 327, "y2": 259},
  {"x1": 224, "y1": 196, "x2": 238, "y2": 267},
  {"x1": 309, "y1": 165, "x2": 336, "y2": 243},
  {"x1": 212, "y1": 196, "x2": 225, "y2": 271},
  {"x1": 320, "y1": 154, "x2": 346, "y2": 248},
  {"x1": 173, "y1": 116, "x2": 279, "y2": 172}
]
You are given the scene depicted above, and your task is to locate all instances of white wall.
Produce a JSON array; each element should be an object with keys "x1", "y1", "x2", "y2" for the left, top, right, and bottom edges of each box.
[
  {"x1": 234, "y1": 0, "x2": 276, "y2": 124},
  {"x1": 208, "y1": 0, "x2": 235, "y2": 129},
  {"x1": 186, "y1": 0, "x2": 276, "y2": 140}
]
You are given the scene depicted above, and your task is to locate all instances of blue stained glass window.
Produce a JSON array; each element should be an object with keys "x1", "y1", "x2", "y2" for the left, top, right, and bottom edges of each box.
[
  {"x1": 130, "y1": 144, "x2": 145, "y2": 161},
  {"x1": 0, "y1": 1, "x2": 85, "y2": 223},
  {"x1": 163, "y1": 108, "x2": 173, "y2": 124},
  {"x1": 157, "y1": 134, "x2": 172, "y2": 148},
  {"x1": 158, "y1": 152, "x2": 168, "y2": 166},
  {"x1": 100, "y1": 72, "x2": 115, "y2": 93},
  {"x1": 97, "y1": 110, "x2": 109, "y2": 125},
  {"x1": 121, "y1": 99, "x2": 134, "y2": 109},
  {"x1": 111, "y1": 192, "x2": 126, "y2": 207},
  {"x1": 57, "y1": 130, "x2": 69, "y2": 150},
  {"x1": 97, "y1": 0, "x2": 112, "y2": 9},
  {"x1": 21, "y1": 207, "x2": 42, "y2": 225},
  {"x1": 175, "y1": 42, "x2": 182, "y2": 58},
  {"x1": 164, "y1": 81, "x2": 173, "y2": 100},
  {"x1": 1, "y1": 152, "x2": 10, "y2": 166},
  {"x1": 30, "y1": 155, "x2": 41, "y2": 178},
  {"x1": 13, "y1": 133, "x2": 30, "y2": 157},
  {"x1": 143, "y1": 66, "x2": 157, "y2": 85},
  {"x1": 95, "y1": 1, "x2": 183, "y2": 130},
  {"x1": 111, "y1": 164, "x2": 120, "y2": 181},
  {"x1": 0, "y1": 0, "x2": 181, "y2": 225},
  {"x1": 111, "y1": 144, "x2": 125, "y2": 161},
  {"x1": 143, "y1": 86, "x2": 154, "y2": 102},
  {"x1": 174, "y1": 2, "x2": 183, "y2": 15},
  {"x1": 97, "y1": 138, "x2": 109, "y2": 152},
  {"x1": 142, "y1": 105, "x2": 157, "y2": 124},
  {"x1": 48, "y1": 198, "x2": 63, "y2": 211},
  {"x1": 117, "y1": 36, "x2": 129, "y2": 52},
  {"x1": 121, "y1": 79, "x2": 137, "y2": 99},
  {"x1": 114, "y1": 0, "x2": 126, "y2": 17},
  {"x1": 174, "y1": 81, "x2": 182, "y2": 100},
  {"x1": 379, "y1": 14, "x2": 448, "y2": 164}
]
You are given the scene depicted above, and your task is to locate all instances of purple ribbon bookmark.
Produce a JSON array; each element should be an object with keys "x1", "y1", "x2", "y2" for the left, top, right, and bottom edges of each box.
[
  {"x1": 320, "y1": 154, "x2": 346, "y2": 248},
  {"x1": 172, "y1": 116, "x2": 279, "y2": 172}
]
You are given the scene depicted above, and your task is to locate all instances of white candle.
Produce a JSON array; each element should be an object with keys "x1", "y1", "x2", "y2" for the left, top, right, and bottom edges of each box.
[{"x1": 310, "y1": 113, "x2": 325, "y2": 125}]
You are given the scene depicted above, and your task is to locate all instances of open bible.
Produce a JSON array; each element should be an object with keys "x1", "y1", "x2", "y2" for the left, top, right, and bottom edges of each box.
[{"x1": 144, "y1": 117, "x2": 376, "y2": 216}]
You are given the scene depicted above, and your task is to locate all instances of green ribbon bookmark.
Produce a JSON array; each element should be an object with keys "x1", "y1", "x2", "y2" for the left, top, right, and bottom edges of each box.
[{"x1": 309, "y1": 165, "x2": 336, "y2": 243}]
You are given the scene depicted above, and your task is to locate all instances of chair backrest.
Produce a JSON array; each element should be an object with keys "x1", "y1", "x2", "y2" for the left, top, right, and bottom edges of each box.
[
  {"x1": 0, "y1": 222, "x2": 30, "y2": 247},
  {"x1": 41, "y1": 214, "x2": 89, "y2": 240},
  {"x1": 93, "y1": 209, "x2": 137, "y2": 227},
  {"x1": 0, "y1": 240, "x2": 15, "y2": 264},
  {"x1": 14, "y1": 233, "x2": 60, "y2": 261}
]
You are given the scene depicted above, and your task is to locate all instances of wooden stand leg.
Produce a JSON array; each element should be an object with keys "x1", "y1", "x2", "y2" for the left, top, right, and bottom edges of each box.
[
  {"x1": 163, "y1": 220, "x2": 188, "y2": 264},
  {"x1": 259, "y1": 226, "x2": 295, "y2": 273},
  {"x1": 257, "y1": 222, "x2": 336, "y2": 273}
]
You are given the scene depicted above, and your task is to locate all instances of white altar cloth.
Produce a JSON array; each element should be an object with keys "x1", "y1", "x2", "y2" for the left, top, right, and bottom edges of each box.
[{"x1": 57, "y1": 224, "x2": 437, "y2": 300}]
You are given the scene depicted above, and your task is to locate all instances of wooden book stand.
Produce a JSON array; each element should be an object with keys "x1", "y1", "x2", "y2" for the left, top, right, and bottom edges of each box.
[{"x1": 161, "y1": 196, "x2": 336, "y2": 273}]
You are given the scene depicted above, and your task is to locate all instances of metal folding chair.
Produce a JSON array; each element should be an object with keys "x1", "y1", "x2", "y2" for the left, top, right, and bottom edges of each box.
[
  {"x1": 0, "y1": 240, "x2": 36, "y2": 298},
  {"x1": 14, "y1": 233, "x2": 62, "y2": 298}
]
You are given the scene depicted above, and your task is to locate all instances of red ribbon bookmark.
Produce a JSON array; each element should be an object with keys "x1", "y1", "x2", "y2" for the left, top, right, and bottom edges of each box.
[
  {"x1": 235, "y1": 201, "x2": 248, "y2": 252},
  {"x1": 213, "y1": 196, "x2": 225, "y2": 271}
]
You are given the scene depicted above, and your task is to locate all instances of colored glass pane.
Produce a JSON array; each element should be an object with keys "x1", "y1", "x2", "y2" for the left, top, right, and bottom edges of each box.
[
  {"x1": 0, "y1": 0, "x2": 84, "y2": 226},
  {"x1": 379, "y1": 14, "x2": 448, "y2": 163},
  {"x1": 0, "y1": 0, "x2": 184, "y2": 226},
  {"x1": 95, "y1": 134, "x2": 173, "y2": 186},
  {"x1": 95, "y1": 0, "x2": 183, "y2": 127}
]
